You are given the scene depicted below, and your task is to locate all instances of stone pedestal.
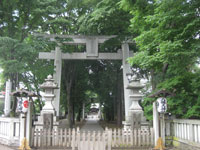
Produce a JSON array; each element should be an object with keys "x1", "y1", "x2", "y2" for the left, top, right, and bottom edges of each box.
[{"x1": 34, "y1": 75, "x2": 59, "y2": 130}]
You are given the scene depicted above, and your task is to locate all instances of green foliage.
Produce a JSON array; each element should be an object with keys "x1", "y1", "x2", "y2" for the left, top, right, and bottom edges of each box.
[
  {"x1": 141, "y1": 97, "x2": 154, "y2": 121},
  {"x1": 121, "y1": 0, "x2": 200, "y2": 119},
  {"x1": 78, "y1": 0, "x2": 131, "y2": 35}
]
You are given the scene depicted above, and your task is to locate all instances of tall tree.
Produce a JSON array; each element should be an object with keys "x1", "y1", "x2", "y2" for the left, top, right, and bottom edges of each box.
[{"x1": 120, "y1": 0, "x2": 200, "y2": 119}]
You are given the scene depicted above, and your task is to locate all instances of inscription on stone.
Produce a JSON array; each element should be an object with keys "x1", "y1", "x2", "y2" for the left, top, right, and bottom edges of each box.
[
  {"x1": 131, "y1": 113, "x2": 141, "y2": 129},
  {"x1": 43, "y1": 114, "x2": 53, "y2": 129}
]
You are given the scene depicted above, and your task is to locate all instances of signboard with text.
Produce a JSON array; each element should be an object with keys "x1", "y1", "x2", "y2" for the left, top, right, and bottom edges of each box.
[{"x1": 17, "y1": 98, "x2": 29, "y2": 113}]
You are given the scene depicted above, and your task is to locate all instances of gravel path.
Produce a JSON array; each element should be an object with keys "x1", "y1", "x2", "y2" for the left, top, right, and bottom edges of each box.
[{"x1": 80, "y1": 115, "x2": 104, "y2": 132}]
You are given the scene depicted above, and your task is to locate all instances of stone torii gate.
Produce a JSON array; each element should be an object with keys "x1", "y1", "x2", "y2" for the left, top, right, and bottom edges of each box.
[{"x1": 36, "y1": 34, "x2": 133, "y2": 126}]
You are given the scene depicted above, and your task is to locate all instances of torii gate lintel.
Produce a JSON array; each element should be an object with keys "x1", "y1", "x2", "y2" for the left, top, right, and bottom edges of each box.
[{"x1": 35, "y1": 33, "x2": 117, "y2": 57}]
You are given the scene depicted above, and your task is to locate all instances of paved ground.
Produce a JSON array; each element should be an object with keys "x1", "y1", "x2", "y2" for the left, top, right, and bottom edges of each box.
[
  {"x1": 81, "y1": 114, "x2": 104, "y2": 132},
  {"x1": 0, "y1": 144, "x2": 17, "y2": 150},
  {"x1": 58, "y1": 118, "x2": 69, "y2": 128}
]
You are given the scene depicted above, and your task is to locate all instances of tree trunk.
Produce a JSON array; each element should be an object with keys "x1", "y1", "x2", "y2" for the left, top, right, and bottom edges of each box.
[
  {"x1": 72, "y1": 101, "x2": 75, "y2": 125},
  {"x1": 117, "y1": 84, "x2": 122, "y2": 126},
  {"x1": 63, "y1": 60, "x2": 76, "y2": 128},
  {"x1": 66, "y1": 84, "x2": 73, "y2": 128},
  {"x1": 116, "y1": 71, "x2": 123, "y2": 127},
  {"x1": 121, "y1": 87, "x2": 125, "y2": 121},
  {"x1": 10, "y1": 73, "x2": 19, "y2": 117}
]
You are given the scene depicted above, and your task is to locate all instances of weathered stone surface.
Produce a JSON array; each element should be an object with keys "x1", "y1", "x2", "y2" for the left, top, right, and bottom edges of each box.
[
  {"x1": 43, "y1": 113, "x2": 53, "y2": 129},
  {"x1": 122, "y1": 43, "x2": 132, "y2": 128},
  {"x1": 125, "y1": 77, "x2": 148, "y2": 129},
  {"x1": 53, "y1": 47, "x2": 62, "y2": 116},
  {"x1": 34, "y1": 75, "x2": 59, "y2": 130},
  {"x1": 4, "y1": 80, "x2": 12, "y2": 116}
]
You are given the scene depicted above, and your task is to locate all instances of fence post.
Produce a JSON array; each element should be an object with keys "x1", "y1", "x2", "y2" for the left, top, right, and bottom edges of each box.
[
  {"x1": 150, "y1": 128, "x2": 154, "y2": 146},
  {"x1": 189, "y1": 124, "x2": 194, "y2": 142},
  {"x1": 19, "y1": 114, "x2": 25, "y2": 146},
  {"x1": 26, "y1": 100, "x2": 33, "y2": 146},
  {"x1": 72, "y1": 128, "x2": 75, "y2": 150},
  {"x1": 31, "y1": 128, "x2": 34, "y2": 147},
  {"x1": 160, "y1": 114, "x2": 166, "y2": 145},
  {"x1": 107, "y1": 129, "x2": 112, "y2": 150},
  {"x1": 77, "y1": 128, "x2": 80, "y2": 149},
  {"x1": 9, "y1": 119, "x2": 14, "y2": 144},
  {"x1": 165, "y1": 120, "x2": 171, "y2": 137},
  {"x1": 103, "y1": 131, "x2": 106, "y2": 150}
]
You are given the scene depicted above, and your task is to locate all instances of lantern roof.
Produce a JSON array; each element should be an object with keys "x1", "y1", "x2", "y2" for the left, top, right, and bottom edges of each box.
[
  {"x1": 40, "y1": 75, "x2": 58, "y2": 89},
  {"x1": 11, "y1": 89, "x2": 37, "y2": 97},
  {"x1": 149, "y1": 89, "x2": 175, "y2": 98}
]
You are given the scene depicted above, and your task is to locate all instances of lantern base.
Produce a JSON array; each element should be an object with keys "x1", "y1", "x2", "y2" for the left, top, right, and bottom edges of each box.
[
  {"x1": 18, "y1": 138, "x2": 31, "y2": 150},
  {"x1": 152, "y1": 137, "x2": 167, "y2": 150}
]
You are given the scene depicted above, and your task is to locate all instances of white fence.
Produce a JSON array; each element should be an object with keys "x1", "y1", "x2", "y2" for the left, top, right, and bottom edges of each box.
[
  {"x1": 32, "y1": 127, "x2": 154, "y2": 150},
  {"x1": 0, "y1": 117, "x2": 20, "y2": 146},
  {"x1": 172, "y1": 119, "x2": 200, "y2": 144}
]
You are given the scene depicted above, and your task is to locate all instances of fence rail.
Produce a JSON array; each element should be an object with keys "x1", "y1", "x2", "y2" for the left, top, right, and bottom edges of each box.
[
  {"x1": 32, "y1": 127, "x2": 154, "y2": 150},
  {"x1": 172, "y1": 119, "x2": 200, "y2": 144},
  {"x1": 0, "y1": 117, "x2": 20, "y2": 146}
]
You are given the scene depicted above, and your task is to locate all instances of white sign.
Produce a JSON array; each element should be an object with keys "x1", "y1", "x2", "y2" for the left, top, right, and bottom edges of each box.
[{"x1": 17, "y1": 97, "x2": 29, "y2": 113}]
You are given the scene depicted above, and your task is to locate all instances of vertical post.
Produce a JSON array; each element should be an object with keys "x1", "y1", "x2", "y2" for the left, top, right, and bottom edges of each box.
[
  {"x1": 24, "y1": 113, "x2": 27, "y2": 138},
  {"x1": 19, "y1": 113, "x2": 25, "y2": 145},
  {"x1": 160, "y1": 114, "x2": 165, "y2": 145},
  {"x1": 53, "y1": 47, "x2": 62, "y2": 116},
  {"x1": 189, "y1": 124, "x2": 194, "y2": 142},
  {"x1": 165, "y1": 120, "x2": 171, "y2": 137},
  {"x1": 9, "y1": 119, "x2": 14, "y2": 143},
  {"x1": 82, "y1": 102, "x2": 85, "y2": 120},
  {"x1": 26, "y1": 99, "x2": 33, "y2": 146},
  {"x1": 72, "y1": 128, "x2": 75, "y2": 150},
  {"x1": 4, "y1": 80, "x2": 12, "y2": 116},
  {"x1": 121, "y1": 43, "x2": 131, "y2": 123},
  {"x1": 108, "y1": 129, "x2": 112, "y2": 150},
  {"x1": 153, "y1": 102, "x2": 159, "y2": 146}
]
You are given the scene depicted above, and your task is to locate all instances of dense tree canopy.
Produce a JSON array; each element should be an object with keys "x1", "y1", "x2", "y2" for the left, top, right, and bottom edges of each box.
[
  {"x1": 121, "y1": 0, "x2": 200, "y2": 119},
  {"x1": 0, "y1": 0, "x2": 130, "y2": 125},
  {"x1": 0, "y1": 0, "x2": 199, "y2": 122}
]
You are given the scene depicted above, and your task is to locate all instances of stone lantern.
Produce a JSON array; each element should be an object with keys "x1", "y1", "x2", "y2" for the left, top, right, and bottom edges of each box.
[
  {"x1": 126, "y1": 74, "x2": 148, "y2": 129},
  {"x1": 34, "y1": 75, "x2": 59, "y2": 130},
  {"x1": 40, "y1": 75, "x2": 58, "y2": 115}
]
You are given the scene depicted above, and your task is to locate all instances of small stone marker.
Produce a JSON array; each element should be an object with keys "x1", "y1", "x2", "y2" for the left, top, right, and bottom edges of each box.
[{"x1": 4, "y1": 80, "x2": 12, "y2": 116}]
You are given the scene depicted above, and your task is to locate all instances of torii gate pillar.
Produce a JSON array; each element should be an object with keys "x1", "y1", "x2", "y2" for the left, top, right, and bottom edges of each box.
[
  {"x1": 53, "y1": 47, "x2": 62, "y2": 116},
  {"x1": 122, "y1": 43, "x2": 132, "y2": 127}
]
